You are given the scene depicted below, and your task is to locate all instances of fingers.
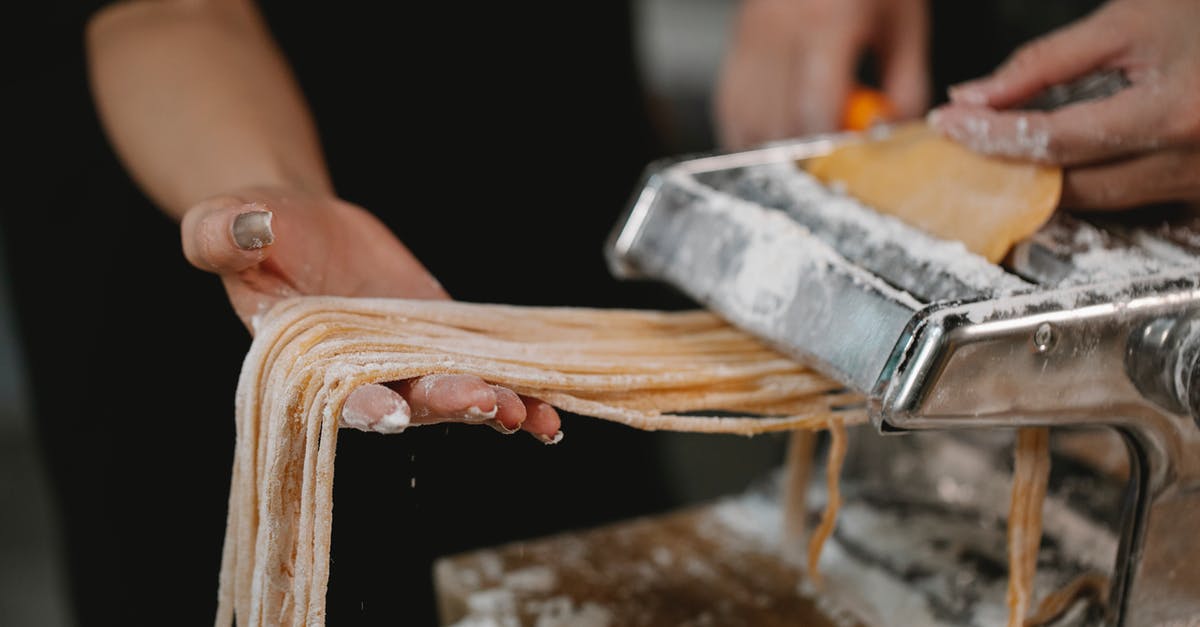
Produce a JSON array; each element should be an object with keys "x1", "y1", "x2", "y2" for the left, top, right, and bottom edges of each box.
[
  {"x1": 489, "y1": 385, "x2": 526, "y2": 434},
  {"x1": 790, "y1": 35, "x2": 859, "y2": 135},
  {"x1": 395, "y1": 374, "x2": 498, "y2": 425},
  {"x1": 716, "y1": 9, "x2": 793, "y2": 149},
  {"x1": 341, "y1": 384, "x2": 411, "y2": 434},
  {"x1": 396, "y1": 374, "x2": 562, "y2": 443},
  {"x1": 947, "y1": 14, "x2": 1126, "y2": 109},
  {"x1": 521, "y1": 397, "x2": 563, "y2": 444},
  {"x1": 180, "y1": 196, "x2": 276, "y2": 274},
  {"x1": 929, "y1": 88, "x2": 1159, "y2": 165},
  {"x1": 879, "y1": 0, "x2": 930, "y2": 119},
  {"x1": 340, "y1": 375, "x2": 564, "y2": 445},
  {"x1": 1061, "y1": 148, "x2": 1200, "y2": 210},
  {"x1": 715, "y1": 1, "x2": 864, "y2": 149}
]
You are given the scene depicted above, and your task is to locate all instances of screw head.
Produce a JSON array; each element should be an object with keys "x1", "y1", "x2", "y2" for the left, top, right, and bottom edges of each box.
[{"x1": 1034, "y1": 322, "x2": 1056, "y2": 353}]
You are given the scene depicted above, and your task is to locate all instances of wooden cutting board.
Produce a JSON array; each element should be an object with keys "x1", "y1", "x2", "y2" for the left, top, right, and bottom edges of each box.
[{"x1": 434, "y1": 500, "x2": 854, "y2": 626}]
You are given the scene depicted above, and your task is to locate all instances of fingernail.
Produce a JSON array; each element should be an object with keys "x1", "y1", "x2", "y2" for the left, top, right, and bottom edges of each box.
[
  {"x1": 925, "y1": 108, "x2": 943, "y2": 128},
  {"x1": 232, "y1": 211, "x2": 275, "y2": 250},
  {"x1": 534, "y1": 430, "x2": 564, "y2": 445},
  {"x1": 948, "y1": 84, "x2": 988, "y2": 106},
  {"x1": 462, "y1": 404, "x2": 499, "y2": 423},
  {"x1": 341, "y1": 385, "x2": 411, "y2": 434},
  {"x1": 486, "y1": 419, "x2": 520, "y2": 435}
]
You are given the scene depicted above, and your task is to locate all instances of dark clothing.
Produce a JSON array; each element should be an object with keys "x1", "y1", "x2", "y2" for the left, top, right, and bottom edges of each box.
[
  {"x1": 5, "y1": 2, "x2": 1098, "y2": 625},
  {"x1": 7, "y1": 3, "x2": 678, "y2": 625}
]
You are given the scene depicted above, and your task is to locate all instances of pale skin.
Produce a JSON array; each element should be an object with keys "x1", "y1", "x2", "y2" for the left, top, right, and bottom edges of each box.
[
  {"x1": 719, "y1": 0, "x2": 1200, "y2": 210},
  {"x1": 929, "y1": 0, "x2": 1200, "y2": 210},
  {"x1": 715, "y1": 0, "x2": 931, "y2": 149},
  {"x1": 86, "y1": 0, "x2": 561, "y2": 440}
]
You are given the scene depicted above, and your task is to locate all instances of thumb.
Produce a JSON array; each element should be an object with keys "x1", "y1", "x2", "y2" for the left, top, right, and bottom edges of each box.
[
  {"x1": 879, "y1": 2, "x2": 930, "y2": 119},
  {"x1": 180, "y1": 196, "x2": 276, "y2": 274}
]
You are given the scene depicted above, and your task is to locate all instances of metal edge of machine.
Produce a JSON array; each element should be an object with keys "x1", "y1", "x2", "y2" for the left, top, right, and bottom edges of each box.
[
  {"x1": 605, "y1": 136, "x2": 1200, "y2": 626},
  {"x1": 872, "y1": 272, "x2": 1200, "y2": 626},
  {"x1": 605, "y1": 134, "x2": 853, "y2": 281}
]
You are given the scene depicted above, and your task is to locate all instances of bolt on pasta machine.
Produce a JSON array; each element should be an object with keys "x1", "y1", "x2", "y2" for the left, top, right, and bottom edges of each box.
[{"x1": 605, "y1": 134, "x2": 1200, "y2": 626}]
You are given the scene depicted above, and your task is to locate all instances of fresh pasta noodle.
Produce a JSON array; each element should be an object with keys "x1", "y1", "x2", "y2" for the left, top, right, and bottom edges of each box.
[
  {"x1": 218, "y1": 295, "x2": 1068, "y2": 627},
  {"x1": 807, "y1": 418, "x2": 847, "y2": 585},
  {"x1": 1025, "y1": 572, "x2": 1109, "y2": 627},
  {"x1": 782, "y1": 430, "x2": 819, "y2": 562},
  {"x1": 216, "y1": 296, "x2": 865, "y2": 626},
  {"x1": 1008, "y1": 427, "x2": 1052, "y2": 627}
]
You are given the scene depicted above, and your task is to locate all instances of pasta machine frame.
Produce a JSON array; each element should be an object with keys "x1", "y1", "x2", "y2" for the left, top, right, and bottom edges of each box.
[{"x1": 605, "y1": 135, "x2": 1200, "y2": 626}]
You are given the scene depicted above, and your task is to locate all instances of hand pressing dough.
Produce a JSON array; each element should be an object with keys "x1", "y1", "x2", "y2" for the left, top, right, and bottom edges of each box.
[
  {"x1": 806, "y1": 122, "x2": 1062, "y2": 263},
  {"x1": 216, "y1": 297, "x2": 863, "y2": 626}
]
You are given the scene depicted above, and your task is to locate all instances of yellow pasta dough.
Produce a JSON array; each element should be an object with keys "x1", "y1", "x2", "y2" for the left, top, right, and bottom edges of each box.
[{"x1": 806, "y1": 122, "x2": 1062, "y2": 263}]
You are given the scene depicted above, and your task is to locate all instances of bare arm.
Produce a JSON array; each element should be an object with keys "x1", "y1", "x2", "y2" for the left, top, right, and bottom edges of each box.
[
  {"x1": 84, "y1": 0, "x2": 563, "y2": 440},
  {"x1": 87, "y1": 0, "x2": 331, "y2": 216}
]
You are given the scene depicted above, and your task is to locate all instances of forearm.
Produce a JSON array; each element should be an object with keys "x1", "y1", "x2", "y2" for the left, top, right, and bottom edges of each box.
[{"x1": 86, "y1": 0, "x2": 331, "y2": 218}]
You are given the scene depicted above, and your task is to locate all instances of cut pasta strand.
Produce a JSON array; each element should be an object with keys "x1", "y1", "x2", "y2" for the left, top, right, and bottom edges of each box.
[
  {"x1": 807, "y1": 418, "x2": 848, "y2": 585},
  {"x1": 217, "y1": 297, "x2": 862, "y2": 626},
  {"x1": 217, "y1": 296, "x2": 1067, "y2": 627},
  {"x1": 1008, "y1": 427, "x2": 1052, "y2": 627}
]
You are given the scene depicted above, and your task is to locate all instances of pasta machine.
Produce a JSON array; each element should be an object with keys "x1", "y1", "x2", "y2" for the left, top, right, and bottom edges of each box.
[{"x1": 605, "y1": 135, "x2": 1200, "y2": 626}]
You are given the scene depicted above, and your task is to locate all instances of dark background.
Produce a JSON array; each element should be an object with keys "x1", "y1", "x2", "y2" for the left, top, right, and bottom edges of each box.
[{"x1": 1, "y1": 1, "x2": 1095, "y2": 625}]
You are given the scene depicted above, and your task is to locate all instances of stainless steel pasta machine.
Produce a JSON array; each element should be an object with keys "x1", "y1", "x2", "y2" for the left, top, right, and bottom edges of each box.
[{"x1": 605, "y1": 135, "x2": 1200, "y2": 626}]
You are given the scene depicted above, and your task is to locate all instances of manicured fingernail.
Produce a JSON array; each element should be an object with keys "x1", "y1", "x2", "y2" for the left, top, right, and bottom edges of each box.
[
  {"x1": 535, "y1": 430, "x2": 564, "y2": 445},
  {"x1": 233, "y1": 211, "x2": 274, "y2": 250},
  {"x1": 486, "y1": 419, "x2": 520, "y2": 435},
  {"x1": 925, "y1": 108, "x2": 943, "y2": 128}
]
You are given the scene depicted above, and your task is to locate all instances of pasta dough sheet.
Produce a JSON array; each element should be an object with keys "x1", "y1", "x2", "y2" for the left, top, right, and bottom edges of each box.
[
  {"x1": 217, "y1": 297, "x2": 865, "y2": 626},
  {"x1": 806, "y1": 122, "x2": 1062, "y2": 263}
]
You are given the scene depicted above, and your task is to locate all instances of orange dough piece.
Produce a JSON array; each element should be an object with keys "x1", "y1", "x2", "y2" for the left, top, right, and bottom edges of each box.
[{"x1": 806, "y1": 122, "x2": 1062, "y2": 263}]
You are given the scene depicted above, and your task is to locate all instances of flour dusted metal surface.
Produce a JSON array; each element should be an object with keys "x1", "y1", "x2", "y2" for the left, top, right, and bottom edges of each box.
[{"x1": 606, "y1": 131, "x2": 1200, "y2": 625}]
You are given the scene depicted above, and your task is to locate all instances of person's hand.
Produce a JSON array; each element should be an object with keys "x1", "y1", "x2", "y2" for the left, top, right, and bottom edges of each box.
[
  {"x1": 715, "y1": 0, "x2": 929, "y2": 149},
  {"x1": 929, "y1": 0, "x2": 1200, "y2": 210},
  {"x1": 180, "y1": 187, "x2": 563, "y2": 442}
]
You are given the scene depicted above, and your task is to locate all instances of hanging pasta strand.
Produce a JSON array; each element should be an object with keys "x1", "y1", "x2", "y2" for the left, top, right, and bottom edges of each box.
[
  {"x1": 807, "y1": 419, "x2": 848, "y2": 585},
  {"x1": 216, "y1": 296, "x2": 1057, "y2": 626},
  {"x1": 1008, "y1": 427, "x2": 1052, "y2": 627},
  {"x1": 217, "y1": 297, "x2": 865, "y2": 626}
]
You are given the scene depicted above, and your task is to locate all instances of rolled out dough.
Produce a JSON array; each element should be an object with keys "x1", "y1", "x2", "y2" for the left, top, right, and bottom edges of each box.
[{"x1": 806, "y1": 122, "x2": 1062, "y2": 263}]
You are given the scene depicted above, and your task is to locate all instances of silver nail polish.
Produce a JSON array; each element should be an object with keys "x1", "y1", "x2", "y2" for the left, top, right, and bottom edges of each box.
[{"x1": 232, "y1": 211, "x2": 275, "y2": 250}]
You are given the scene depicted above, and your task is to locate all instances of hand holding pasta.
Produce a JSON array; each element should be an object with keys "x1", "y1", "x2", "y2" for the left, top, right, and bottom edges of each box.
[{"x1": 179, "y1": 187, "x2": 562, "y2": 439}]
